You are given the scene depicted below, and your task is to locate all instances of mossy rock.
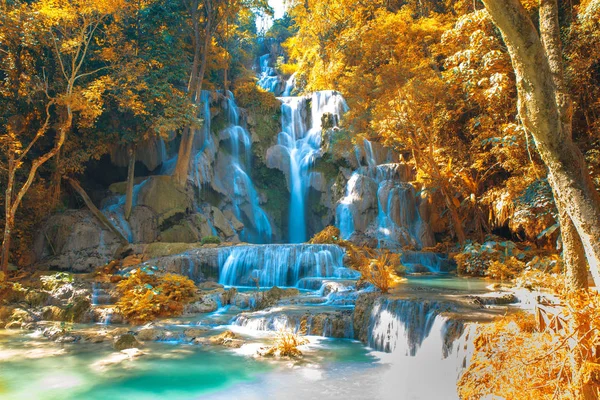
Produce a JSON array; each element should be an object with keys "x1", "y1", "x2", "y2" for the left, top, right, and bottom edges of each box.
[
  {"x1": 137, "y1": 242, "x2": 204, "y2": 259},
  {"x1": 114, "y1": 333, "x2": 141, "y2": 351},
  {"x1": 137, "y1": 176, "x2": 192, "y2": 226},
  {"x1": 160, "y1": 221, "x2": 199, "y2": 243},
  {"x1": 62, "y1": 296, "x2": 91, "y2": 323}
]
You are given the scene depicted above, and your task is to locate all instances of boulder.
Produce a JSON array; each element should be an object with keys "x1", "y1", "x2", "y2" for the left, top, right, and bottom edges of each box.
[
  {"x1": 33, "y1": 210, "x2": 122, "y2": 272},
  {"x1": 184, "y1": 297, "x2": 219, "y2": 314},
  {"x1": 211, "y1": 207, "x2": 234, "y2": 237},
  {"x1": 136, "y1": 327, "x2": 165, "y2": 342},
  {"x1": 223, "y1": 210, "x2": 244, "y2": 232},
  {"x1": 114, "y1": 333, "x2": 141, "y2": 351},
  {"x1": 136, "y1": 176, "x2": 192, "y2": 225},
  {"x1": 192, "y1": 214, "x2": 214, "y2": 238},
  {"x1": 160, "y1": 221, "x2": 199, "y2": 243}
]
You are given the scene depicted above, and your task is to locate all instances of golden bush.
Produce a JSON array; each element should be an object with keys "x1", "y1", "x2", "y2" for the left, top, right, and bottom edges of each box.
[{"x1": 116, "y1": 269, "x2": 197, "y2": 324}]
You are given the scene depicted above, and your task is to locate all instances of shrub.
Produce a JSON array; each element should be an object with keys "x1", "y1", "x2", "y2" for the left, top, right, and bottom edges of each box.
[
  {"x1": 201, "y1": 236, "x2": 221, "y2": 245},
  {"x1": 454, "y1": 240, "x2": 528, "y2": 277},
  {"x1": 263, "y1": 328, "x2": 309, "y2": 358},
  {"x1": 116, "y1": 268, "x2": 197, "y2": 324},
  {"x1": 346, "y1": 246, "x2": 405, "y2": 293},
  {"x1": 309, "y1": 225, "x2": 342, "y2": 245}
]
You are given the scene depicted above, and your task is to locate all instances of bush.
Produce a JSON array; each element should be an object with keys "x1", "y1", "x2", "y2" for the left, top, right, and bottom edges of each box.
[
  {"x1": 309, "y1": 226, "x2": 342, "y2": 245},
  {"x1": 201, "y1": 236, "x2": 221, "y2": 245},
  {"x1": 454, "y1": 240, "x2": 528, "y2": 277},
  {"x1": 346, "y1": 246, "x2": 405, "y2": 293},
  {"x1": 262, "y1": 328, "x2": 309, "y2": 358},
  {"x1": 116, "y1": 268, "x2": 197, "y2": 324}
]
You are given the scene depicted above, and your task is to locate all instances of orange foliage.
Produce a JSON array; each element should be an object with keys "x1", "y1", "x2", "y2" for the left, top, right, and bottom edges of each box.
[{"x1": 116, "y1": 269, "x2": 197, "y2": 324}]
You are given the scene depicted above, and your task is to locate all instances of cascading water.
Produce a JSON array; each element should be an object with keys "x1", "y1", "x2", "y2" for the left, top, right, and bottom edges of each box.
[
  {"x1": 218, "y1": 244, "x2": 359, "y2": 287},
  {"x1": 214, "y1": 92, "x2": 273, "y2": 243},
  {"x1": 336, "y1": 139, "x2": 435, "y2": 251},
  {"x1": 367, "y1": 297, "x2": 477, "y2": 399},
  {"x1": 276, "y1": 91, "x2": 349, "y2": 242}
]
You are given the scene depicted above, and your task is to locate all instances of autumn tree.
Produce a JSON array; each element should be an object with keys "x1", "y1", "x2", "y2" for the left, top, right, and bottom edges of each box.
[
  {"x1": 482, "y1": 0, "x2": 600, "y2": 288},
  {"x1": 0, "y1": 0, "x2": 123, "y2": 276}
]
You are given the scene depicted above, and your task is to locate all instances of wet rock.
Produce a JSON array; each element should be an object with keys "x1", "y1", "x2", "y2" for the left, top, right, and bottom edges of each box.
[
  {"x1": 254, "y1": 286, "x2": 300, "y2": 310},
  {"x1": 114, "y1": 333, "x2": 141, "y2": 351},
  {"x1": 160, "y1": 221, "x2": 199, "y2": 243},
  {"x1": 353, "y1": 292, "x2": 380, "y2": 343},
  {"x1": 137, "y1": 176, "x2": 192, "y2": 225},
  {"x1": 10, "y1": 308, "x2": 35, "y2": 324},
  {"x1": 198, "y1": 330, "x2": 244, "y2": 348},
  {"x1": 5, "y1": 321, "x2": 23, "y2": 330},
  {"x1": 136, "y1": 327, "x2": 165, "y2": 341},
  {"x1": 469, "y1": 292, "x2": 518, "y2": 306},
  {"x1": 185, "y1": 297, "x2": 218, "y2": 314},
  {"x1": 128, "y1": 206, "x2": 158, "y2": 243},
  {"x1": 224, "y1": 210, "x2": 244, "y2": 232},
  {"x1": 211, "y1": 207, "x2": 235, "y2": 238},
  {"x1": 183, "y1": 328, "x2": 209, "y2": 340},
  {"x1": 33, "y1": 210, "x2": 122, "y2": 272},
  {"x1": 198, "y1": 281, "x2": 225, "y2": 292}
]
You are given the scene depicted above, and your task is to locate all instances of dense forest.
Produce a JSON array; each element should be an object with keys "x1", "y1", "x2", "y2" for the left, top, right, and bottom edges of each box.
[{"x1": 1, "y1": 0, "x2": 600, "y2": 399}]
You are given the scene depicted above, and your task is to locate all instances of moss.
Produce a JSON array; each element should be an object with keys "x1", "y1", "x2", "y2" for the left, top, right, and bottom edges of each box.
[{"x1": 201, "y1": 235, "x2": 221, "y2": 245}]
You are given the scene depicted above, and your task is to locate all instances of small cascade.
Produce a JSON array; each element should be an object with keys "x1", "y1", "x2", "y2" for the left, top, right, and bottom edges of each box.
[
  {"x1": 368, "y1": 297, "x2": 445, "y2": 356},
  {"x1": 191, "y1": 90, "x2": 217, "y2": 188},
  {"x1": 276, "y1": 91, "x2": 349, "y2": 242},
  {"x1": 100, "y1": 179, "x2": 149, "y2": 243},
  {"x1": 212, "y1": 92, "x2": 273, "y2": 243},
  {"x1": 366, "y1": 297, "x2": 477, "y2": 399},
  {"x1": 336, "y1": 140, "x2": 435, "y2": 250},
  {"x1": 91, "y1": 282, "x2": 114, "y2": 306},
  {"x1": 232, "y1": 308, "x2": 355, "y2": 338},
  {"x1": 257, "y1": 54, "x2": 283, "y2": 94},
  {"x1": 218, "y1": 244, "x2": 359, "y2": 287}
]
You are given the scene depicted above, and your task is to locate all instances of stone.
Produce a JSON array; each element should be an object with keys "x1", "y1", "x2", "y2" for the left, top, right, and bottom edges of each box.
[
  {"x1": 223, "y1": 210, "x2": 244, "y2": 232},
  {"x1": 211, "y1": 207, "x2": 234, "y2": 237},
  {"x1": 185, "y1": 297, "x2": 218, "y2": 314},
  {"x1": 266, "y1": 145, "x2": 291, "y2": 188},
  {"x1": 41, "y1": 306, "x2": 64, "y2": 321},
  {"x1": 160, "y1": 221, "x2": 199, "y2": 243},
  {"x1": 198, "y1": 281, "x2": 225, "y2": 291},
  {"x1": 136, "y1": 327, "x2": 165, "y2": 342},
  {"x1": 129, "y1": 206, "x2": 158, "y2": 243},
  {"x1": 33, "y1": 210, "x2": 122, "y2": 273},
  {"x1": 208, "y1": 330, "x2": 238, "y2": 345},
  {"x1": 192, "y1": 214, "x2": 214, "y2": 238},
  {"x1": 183, "y1": 328, "x2": 209, "y2": 340},
  {"x1": 136, "y1": 176, "x2": 192, "y2": 225},
  {"x1": 114, "y1": 333, "x2": 141, "y2": 351}
]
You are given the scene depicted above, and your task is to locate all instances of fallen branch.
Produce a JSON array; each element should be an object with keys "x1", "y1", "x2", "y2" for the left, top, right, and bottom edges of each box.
[{"x1": 67, "y1": 177, "x2": 129, "y2": 245}]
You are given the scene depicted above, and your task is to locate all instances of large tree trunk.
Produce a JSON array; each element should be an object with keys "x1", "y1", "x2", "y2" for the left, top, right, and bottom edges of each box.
[
  {"x1": 539, "y1": 0, "x2": 588, "y2": 289},
  {"x1": 124, "y1": 144, "x2": 136, "y2": 221},
  {"x1": 482, "y1": 0, "x2": 600, "y2": 288}
]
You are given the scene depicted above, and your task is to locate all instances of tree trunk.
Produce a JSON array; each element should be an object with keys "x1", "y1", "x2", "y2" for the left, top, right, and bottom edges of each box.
[
  {"x1": 67, "y1": 178, "x2": 130, "y2": 245},
  {"x1": 539, "y1": 0, "x2": 588, "y2": 289},
  {"x1": 124, "y1": 144, "x2": 136, "y2": 221},
  {"x1": 1, "y1": 218, "x2": 12, "y2": 277},
  {"x1": 173, "y1": 0, "x2": 212, "y2": 188},
  {"x1": 482, "y1": 0, "x2": 600, "y2": 288}
]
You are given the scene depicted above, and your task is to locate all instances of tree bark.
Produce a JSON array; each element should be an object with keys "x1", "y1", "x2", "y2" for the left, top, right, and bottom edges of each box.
[
  {"x1": 124, "y1": 144, "x2": 136, "y2": 221},
  {"x1": 173, "y1": 0, "x2": 213, "y2": 188},
  {"x1": 67, "y1": 178, "x2": 129, "y2": 245},
  {"x1": 482, "y1": 0, "x2": 600, "y2": 288},
  {"x1": 539, "y1": 0, "x2": 588, "y2": 289}
]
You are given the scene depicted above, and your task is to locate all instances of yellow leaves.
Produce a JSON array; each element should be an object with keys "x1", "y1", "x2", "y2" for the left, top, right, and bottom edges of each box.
[{"x1": 116, "y1": 269, "x2": 197, "y2": 324}]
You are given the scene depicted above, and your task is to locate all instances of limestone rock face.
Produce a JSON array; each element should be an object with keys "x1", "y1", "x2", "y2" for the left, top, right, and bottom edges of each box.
[
  {"x1": 34, "y1": 210, "x2": 122, "y2": 272},
  {"x1": 128, "y1": 206, "x2": 158, "y2": 243},
  {"x1": 136, "y1": 176, "x2": 192, "y2": 225},
  {"x1": 266, "y1": 145, "x2": 291, "y2": 187},
  {"x1": 160, "y1": 221, "x2": 199, "y2": 243}
]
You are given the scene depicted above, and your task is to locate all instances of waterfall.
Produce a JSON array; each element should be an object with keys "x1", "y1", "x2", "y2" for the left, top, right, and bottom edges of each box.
[
  {"x1": 367, "y1": 297, "x2": 476, "y2": 399},
  {"x1": 336, "y1": 140, "x2": 435, "y2": 249},
  {"x1": 212, "y1": 92, "x2": 273, "y2": 243},
  {"x1": 277, "y1": 91, "x2": 349, "y2": 243},
  {"x1": 218, "y1": 244, "x2": 359, "y2": 287},
  {"x1": 257, "y1": 54, "x2": 282, "y2": 94}
]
